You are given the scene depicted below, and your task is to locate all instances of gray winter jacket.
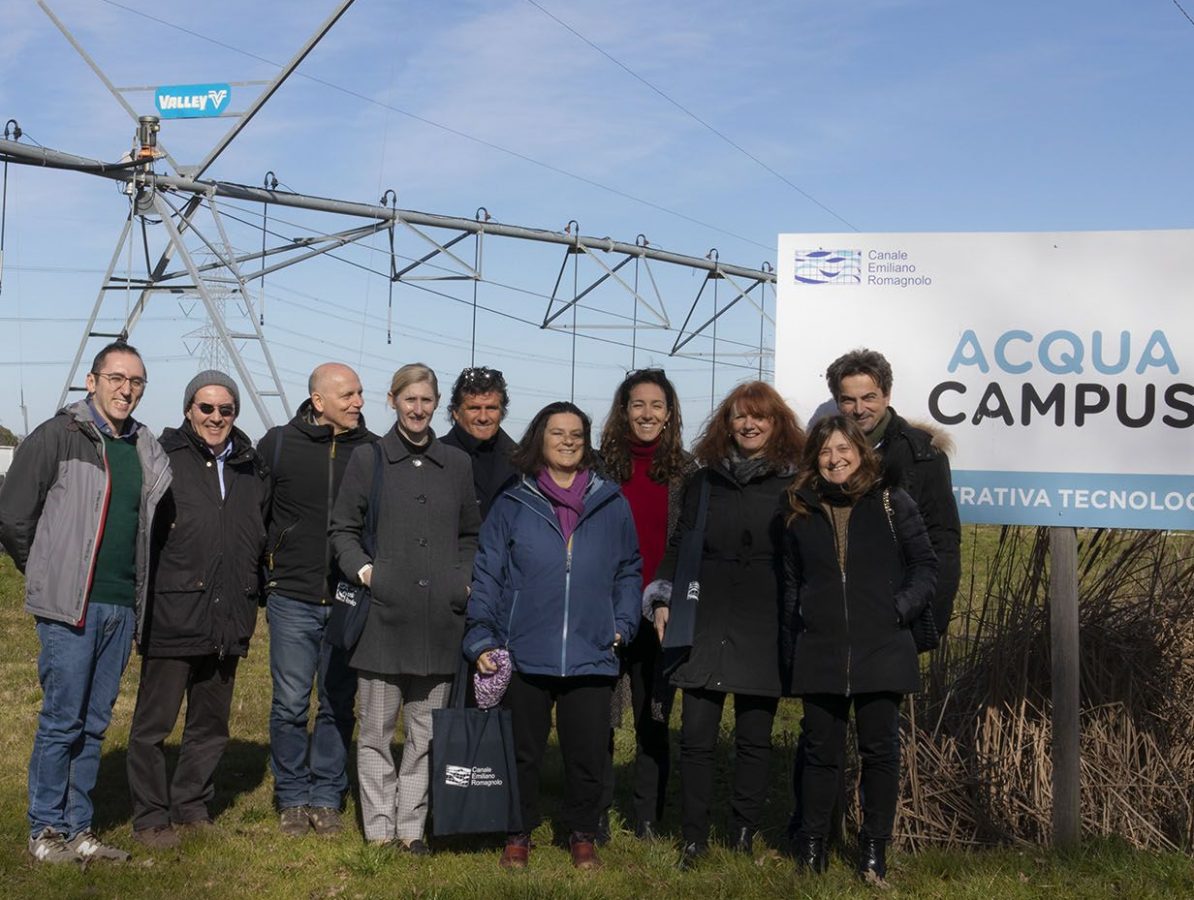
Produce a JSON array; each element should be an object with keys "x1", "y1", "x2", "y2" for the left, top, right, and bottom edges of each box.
[{"x1": 0, "y1": 400, "x2": 172, "y2": 635}]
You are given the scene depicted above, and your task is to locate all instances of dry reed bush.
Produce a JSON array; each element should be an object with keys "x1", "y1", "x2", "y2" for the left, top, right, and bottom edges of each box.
[{"x1": 883, "y1": 526, "x2": 1194, "y2": 852}]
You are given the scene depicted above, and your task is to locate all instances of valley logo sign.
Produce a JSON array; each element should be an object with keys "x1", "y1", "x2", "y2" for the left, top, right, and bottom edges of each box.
[
  {"x1": 154, "y1": 83, "x2": 232, "y2": 119},
  {"x1": 775, "y1": 230, "x2": 1194, "y2": 530}
]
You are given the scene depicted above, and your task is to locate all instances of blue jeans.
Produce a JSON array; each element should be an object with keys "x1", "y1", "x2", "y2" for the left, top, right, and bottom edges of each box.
[
  {"x1": 267, "y1": 595, "x2": 357, "y2": 809},
  {"x1": 29, "y1": 604, "x2": 135, "y2": 839}
]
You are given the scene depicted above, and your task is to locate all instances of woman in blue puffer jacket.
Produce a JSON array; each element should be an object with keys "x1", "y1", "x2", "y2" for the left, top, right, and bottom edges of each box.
[{"x1": 463, "y1": 400, "x2": 641, "y2": 872}]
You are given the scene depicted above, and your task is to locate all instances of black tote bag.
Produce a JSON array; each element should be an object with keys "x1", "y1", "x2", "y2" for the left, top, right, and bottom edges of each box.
[
  {"x1": 430, "y1": 658, "x2": 522, "y2": 836},
  {"x1": 326, "y1": 442, "x2": 383, "y2": 652},
  {"x1": 660, "y1": 473, "x2": 711, "y2": 677}
]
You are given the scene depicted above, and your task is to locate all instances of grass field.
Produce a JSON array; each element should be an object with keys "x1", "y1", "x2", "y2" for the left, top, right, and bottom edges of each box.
[{"x1": 0, "y1": 540, "x2": 1191, "y2": 899}]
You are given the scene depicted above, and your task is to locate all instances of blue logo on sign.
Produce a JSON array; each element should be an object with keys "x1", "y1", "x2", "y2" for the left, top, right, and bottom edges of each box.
[
  {"x1": 794, "y1": 249, "x2": 861, "y2": 285},
  {"x1": 154, "y1": 83, "x2": 232, "y2": 119}
]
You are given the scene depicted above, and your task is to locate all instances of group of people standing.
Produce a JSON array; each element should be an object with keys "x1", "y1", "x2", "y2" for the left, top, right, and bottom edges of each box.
[{"x1": 0, "y1": 340, "x2": 960, "y2": 884}]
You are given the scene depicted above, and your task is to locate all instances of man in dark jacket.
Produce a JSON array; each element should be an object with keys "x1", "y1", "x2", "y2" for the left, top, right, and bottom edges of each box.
[
  {"x1": 126, "y1": 371, "x2": 270, "y2": 848},
  {"x1": 439, "y1": 366, "x2": 518, "y2": 520},
  {"x1": 255, "y1": 362, "x2": 378, "y2": 836},
  {"x1": 0, "y1": 341, "x2": 171, "y2": 864},
  {"x1": 826, "y1": 348, "x2": 961, "y2": 631}
]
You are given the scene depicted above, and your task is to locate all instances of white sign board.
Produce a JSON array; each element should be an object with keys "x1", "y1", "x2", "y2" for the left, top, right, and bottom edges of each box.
[{"x1": 775, "y1": 230, "x2": 1194, "y2": 530}]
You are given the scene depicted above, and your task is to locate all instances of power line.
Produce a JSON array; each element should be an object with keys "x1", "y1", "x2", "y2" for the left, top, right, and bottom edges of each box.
[
  {"x1": 1174, "y1": 0, "x2": 1194, "y2": 27},
  {"x1": 94, "y1": 0, "x2": 775, "y2": 253},
  {"x1": 525, "y1": 0, "x2": 859, "y2": 232}
]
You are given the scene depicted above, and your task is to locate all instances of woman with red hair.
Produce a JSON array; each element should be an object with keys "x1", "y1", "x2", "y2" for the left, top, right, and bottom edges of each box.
[{"x1": 647, "y1": 381, "x2": 804, "y2": 867}]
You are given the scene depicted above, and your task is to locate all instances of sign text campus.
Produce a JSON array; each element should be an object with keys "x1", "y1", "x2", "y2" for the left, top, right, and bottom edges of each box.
[{"x1": 775, "y1": 231, "x2": 1194, "y2": 530}]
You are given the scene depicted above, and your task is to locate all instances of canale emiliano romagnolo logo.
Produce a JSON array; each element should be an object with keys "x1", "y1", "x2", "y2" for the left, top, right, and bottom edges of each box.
[{"x1": 793, "y1": 249, "x2": 862, "y2": 285}]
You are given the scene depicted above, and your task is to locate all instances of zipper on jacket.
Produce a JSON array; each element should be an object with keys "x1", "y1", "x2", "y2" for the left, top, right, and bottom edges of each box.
[
  {"x1": 560, "y1": 534, "x2": 574, "y2": 676},
  {"x1": 321, "y1": 433, "x2": 337, "y2": 603},
  {"x1": 827, "y1": 507, "x2": 852, "y2": 697}
]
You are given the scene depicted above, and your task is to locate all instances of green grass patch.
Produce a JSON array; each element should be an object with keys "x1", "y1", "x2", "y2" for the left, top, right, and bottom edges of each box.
[{"x1": 0, "y1": 549, "x2": 1190, "y2": 897}]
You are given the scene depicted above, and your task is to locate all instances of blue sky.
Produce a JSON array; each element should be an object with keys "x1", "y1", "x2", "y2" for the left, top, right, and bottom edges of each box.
[{"x1": 1, "y1": 0, "x2": 1191, "y2": 441}]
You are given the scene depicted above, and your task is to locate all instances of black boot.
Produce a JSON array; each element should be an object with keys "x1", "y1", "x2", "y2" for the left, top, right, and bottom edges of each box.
[
  {"x1": 857, "y1": 833, "x2": 887, "y2": 881},
  {"x1": 731, "y1": 826, "x2": 753, "y2": 855},
  {"x1": 793, "y1": 833, "x2": 827, "y2": 874},
  {"x1": 678, "y1": 841, "x2": 707, "y2": 871}
]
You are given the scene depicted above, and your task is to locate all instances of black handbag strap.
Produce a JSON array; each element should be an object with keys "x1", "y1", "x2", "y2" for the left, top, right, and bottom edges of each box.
[
  {"x1": 449, "y1": 654, "x2": 472, "y2": 710},
  {"x1": 362, "y1": 441, "x2": 383, "y2": 558},
  {"x1": 693, "y1": 470, "x2": 711, "y2": 534}
]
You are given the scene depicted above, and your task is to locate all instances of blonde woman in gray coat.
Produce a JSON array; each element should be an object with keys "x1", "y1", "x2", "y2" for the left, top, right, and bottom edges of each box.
[{"x1": 331, "y1": 363, "x2": 481, "y2": 853}]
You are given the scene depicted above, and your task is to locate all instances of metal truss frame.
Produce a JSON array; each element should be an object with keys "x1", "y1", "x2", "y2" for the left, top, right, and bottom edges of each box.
[{"x1": 7, "y1": 0, "x2": 778, "y2": 425}]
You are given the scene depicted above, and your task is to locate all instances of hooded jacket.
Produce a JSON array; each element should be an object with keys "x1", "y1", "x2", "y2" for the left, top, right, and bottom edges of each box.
[
  {"x1": 877, "y1": 409, "x2": 960, "y2": 635},
  {"x1": 141, "y1": 422, "x2": 270, "y2": 658},
  {"x1": 256, "y1": 399, "x2": 378, "y2": 604},
  {"x1": 782, "y1": 483, "x2": 937, "y2": 696},
  {"x1": 0, "y1": 399, "x2": 171, "y2": 635},
  {"x1": 463, "y1": 473, "x2": 642, "y2": 678}
]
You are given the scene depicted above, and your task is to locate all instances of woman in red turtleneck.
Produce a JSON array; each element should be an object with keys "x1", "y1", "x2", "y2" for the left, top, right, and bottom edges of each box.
[{"x1": 597, "y1": 368, "x2": 695, "y2": 839}]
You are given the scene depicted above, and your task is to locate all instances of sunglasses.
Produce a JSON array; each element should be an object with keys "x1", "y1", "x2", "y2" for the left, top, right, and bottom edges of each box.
[{"x1": 195, "y1": 402, "x2": 236, "y2": 417}]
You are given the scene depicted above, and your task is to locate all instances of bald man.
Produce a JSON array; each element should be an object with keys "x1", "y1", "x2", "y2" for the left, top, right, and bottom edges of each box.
[{"x1": 257, "y1": 363, "x2": 378, "y2": 836}]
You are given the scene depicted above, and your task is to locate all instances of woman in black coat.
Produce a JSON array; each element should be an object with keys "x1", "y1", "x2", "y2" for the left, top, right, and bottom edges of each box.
[
  {"x1": 649, "y1": 381, "x2": 804, "y2": 867},
  {"x1": 330, "y1": 363, "x2": 480, "y2": 853},
  {"x1": 783, "y1": 415, "x2": 937, "y2": 882}
]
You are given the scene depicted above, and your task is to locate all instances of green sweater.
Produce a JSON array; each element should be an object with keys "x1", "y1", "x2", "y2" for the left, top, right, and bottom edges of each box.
[{"x1": 88, "y1": 434, "x2": 142, "y2": 607}]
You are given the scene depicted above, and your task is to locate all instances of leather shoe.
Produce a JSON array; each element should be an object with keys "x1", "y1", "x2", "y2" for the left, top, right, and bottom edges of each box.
[
  {"x1": 569, "y1": 832, "x2": 601, "y2": 870},
  {"x1": 499, "y1": 833, "x2": 530, "y2": 869},
  {"x1": 857, "y1": 833, "x2": 887, "y2": 881},
  {"x1": 794, "y1": 833, "x2": 828, "y2": 874},
  {"x1": 678, "y1": 841, "x2": 707, "y2": 871}
]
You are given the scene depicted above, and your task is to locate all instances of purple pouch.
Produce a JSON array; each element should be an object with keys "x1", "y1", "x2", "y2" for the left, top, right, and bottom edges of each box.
[{"x1": 474, "y1": 648, "x2": 512, "y2": 710}]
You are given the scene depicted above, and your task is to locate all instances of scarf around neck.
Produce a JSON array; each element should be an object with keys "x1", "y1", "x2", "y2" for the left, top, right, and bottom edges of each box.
[
  {"x1": 536, "y1": 468, "x2": 589, "y2": 540},
  {"x1": 725, "y1": 448, "x2": 777, "y2": 485}
]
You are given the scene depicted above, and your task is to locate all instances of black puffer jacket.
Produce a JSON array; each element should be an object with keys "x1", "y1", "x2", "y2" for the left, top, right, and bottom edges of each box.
[
  {"x1": 257, "y1": 401, "x2": 378, "y2": 604},
  {"x1": 657, "y1": 462, "x2": 794, "y2": 698},
  {"x1": 142, "y1": 423, "x2": 270, "y2": 658},
  {"x1": 878, "y1": 410, "x2": 960, "y2": 635},
  {"x1": 782, "y1": 483, "x2": 937, "y2": 696}
]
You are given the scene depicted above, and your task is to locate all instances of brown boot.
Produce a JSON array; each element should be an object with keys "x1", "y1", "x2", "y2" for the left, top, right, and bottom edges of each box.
[
  {"x1": 569, "y1": 832, "x2": 601, "y2": 870},
  {"x1": 499, "y1": 832, "x2": 530, "y2": 869}
]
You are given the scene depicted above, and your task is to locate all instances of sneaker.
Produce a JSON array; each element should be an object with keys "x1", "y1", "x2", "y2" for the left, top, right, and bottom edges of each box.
[
  {"x1": 307, "y1": 807, "x2": 343, "y2": 836},
  {"x1": 27, "y1": 827, "x2": 77, "y2": 864},
  {"x1": 132, "y1": 825, "x2": 181, "y2": 850},
  {"x1": 68, "y1": 830, "x2": 131, "y2": 862},
  {"x1": 279, "y1": 806, "x2": 310, "y2": 837}
]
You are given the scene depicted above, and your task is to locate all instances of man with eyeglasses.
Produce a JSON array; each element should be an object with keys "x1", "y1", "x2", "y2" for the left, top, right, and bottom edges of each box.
[
  {"x1": 256, "y1": 362, "x2": 378, "y2": 837},
  {"x1": 0, "y1": 340, "x2": 171, "y2": 864},
  {"x1": 125, "y1": 371, "x2": 270, "y2": 849},
  {"x1": 440, "y1": 366, "x2": 518, "y2": 519}
]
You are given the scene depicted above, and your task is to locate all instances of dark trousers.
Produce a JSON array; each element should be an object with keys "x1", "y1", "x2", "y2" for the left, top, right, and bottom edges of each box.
[
  {"x1": 790, "y1": 720, "x2": 847, "y2": 843},
  {"x1": 598, "y1": 627, "x2": 676, "y2": 826},
  {"x1": 127, "y1": 654, "x2": 239, "y2": 831},
  {"x1": 504, "y1": 672, "x2": 613, "y2": 835},
  {"x1": 626, "y1": 627, "x2": 675, "y2": 824},
  {"x1": 679, "y1": 688, "x2": 778, "y2": 845},
  {"x1": 797, "y1": 692, "x2": 902, "y2": 842}
]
